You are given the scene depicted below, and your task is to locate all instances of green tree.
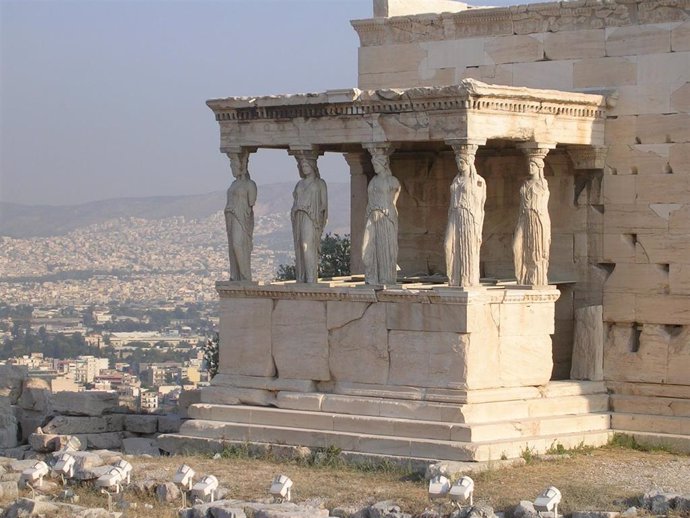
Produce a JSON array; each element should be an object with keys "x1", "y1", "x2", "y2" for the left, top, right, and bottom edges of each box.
[
  {"x1": 275, "y1": 233, "x2": 351, "y2": 281},
  {"x1": 203, "y1": 333, "x2": 219, "y2": 379}
]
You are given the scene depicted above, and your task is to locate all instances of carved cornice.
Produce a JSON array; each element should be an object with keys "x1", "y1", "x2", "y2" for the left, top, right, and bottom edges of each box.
[
  {"x1": 351, "y1": 0, "x2": 689, "y2": 47},
  {"x1": 208, "y1": 80, "x2": 606, "y2": 123},
  {"x1": 215, "y1": 281, "x2": 560, "y2": 304}
]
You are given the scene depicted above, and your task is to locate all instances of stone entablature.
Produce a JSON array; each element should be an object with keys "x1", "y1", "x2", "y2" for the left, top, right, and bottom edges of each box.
[
  {"x1": 351, "y1": 0, "x2": 690, "y2": 47},
  {"x1": 206, "y1": 80, "x2": 606, "y2": 151}
]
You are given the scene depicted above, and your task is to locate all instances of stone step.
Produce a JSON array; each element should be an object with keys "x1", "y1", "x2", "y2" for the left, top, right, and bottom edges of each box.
[
  {"x1": 611, "y1": 413, "x2": 690, "y2": 436},
  {"x1": 612, "y1": 430, "x2": 690, "y2": 454},
  {"x1": 611, "y1": 394, "x2": 690, "y2": 418},
  {"x1": 203, "y1": 386, "x2": 609, "y2": 424},
  {"x1": 161, "y1": 423, "x2": 612, "y2": 462},
  {"x1": 187, "y1": 403, "x2": 611, "y2": 442}
]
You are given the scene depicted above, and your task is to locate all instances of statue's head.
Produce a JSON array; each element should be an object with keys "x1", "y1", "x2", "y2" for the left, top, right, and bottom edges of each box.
[
  {"x1": 228, "y1": 150, "x2": 250, "y2": 179},
  {"x1": 371, "y1": 153, "x2": 390, "y2": 176},
  {"x1": 455, "y1": 155, "x2": 473, "y2": 177},
  {"x1": 299, "y1": 156, "x2": 318, "y2": 178},
  {"x1": 528, "y1": 157, "x2": 545, "y2": 178}
]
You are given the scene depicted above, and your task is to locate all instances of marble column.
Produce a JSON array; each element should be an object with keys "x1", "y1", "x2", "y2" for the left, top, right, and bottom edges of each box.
[
  {"x1": 289, "y1": 147, "x2": 328, "y2": 283},
  {"x1": 444, "y1": 139, "x2": 487, "y2": 287},
  {"x1": 513, "y1": 143, "x2": 556, "y2": 286},
  {"x1": 344, "y1": 152, "x2": 373, "y2": 275},
  {"x1": 223, "y1": 146, "x2": 258, "y2": 282}
]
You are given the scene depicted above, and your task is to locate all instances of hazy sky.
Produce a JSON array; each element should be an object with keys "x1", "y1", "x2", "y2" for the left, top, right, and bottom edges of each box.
[{"x1": 1, "y1": 0, "x2": 514, "y2": 207}]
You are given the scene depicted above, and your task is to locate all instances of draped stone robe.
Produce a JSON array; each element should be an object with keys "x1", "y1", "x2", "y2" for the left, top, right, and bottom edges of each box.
[
  {"x1": 291, "y1": 176, "x2": 328, "y2": 283},
  {"x1": 362, "y1": 173, "x2": 401, "y2": 285},
  {"x1": 444, "y1": 173, "x2": 486, "y2": 287},
  {"x1": 513, "y1": 177, "x2": 551, "y2": 286}
]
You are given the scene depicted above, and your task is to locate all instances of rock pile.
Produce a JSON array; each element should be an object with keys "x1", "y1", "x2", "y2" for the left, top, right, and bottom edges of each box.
[{"x1": 0, "y1": 366, "x2": 182, "y2": 460}]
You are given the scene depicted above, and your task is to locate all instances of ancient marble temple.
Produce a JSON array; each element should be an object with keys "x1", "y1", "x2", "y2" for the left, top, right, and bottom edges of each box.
[{"x1": 159, "y1": 0, "x2": 690, "y2": 460}]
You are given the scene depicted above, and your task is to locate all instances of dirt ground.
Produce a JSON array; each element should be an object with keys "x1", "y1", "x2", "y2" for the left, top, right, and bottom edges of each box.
[{"x1": 3, "y1": 443, "x2": 690, "y2": 517}]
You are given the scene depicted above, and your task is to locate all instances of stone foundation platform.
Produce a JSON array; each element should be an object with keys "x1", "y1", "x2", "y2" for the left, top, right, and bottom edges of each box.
[
  {"x1": 160, "y1": 281, "x2": 611, "y2": 461},
  {"x1": 159, "y1": 380, "x2": 611, "y2": 461}
]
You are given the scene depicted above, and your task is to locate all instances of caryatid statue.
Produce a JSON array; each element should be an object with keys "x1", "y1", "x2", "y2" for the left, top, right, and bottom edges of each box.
[
  {"x1": 362, "y1": 143, "x2": 401, "y2": 285},
  {"x1": 224, "y1": 148, "x2": 257, "y2": 282},
  {"x1": 513, "y1": 147, "x2": 552, "y2": 286},
  {"x1": 444, "y1": 142, "x2": 486, "y2": 287},
  {"x1": 290, "y1": 150, "x2": 328, "y2": 283}
]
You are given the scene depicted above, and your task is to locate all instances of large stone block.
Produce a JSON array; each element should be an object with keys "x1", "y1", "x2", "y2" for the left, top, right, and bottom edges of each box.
[
  {"x1": 637, "y1": 295, "x2": 690, "y2": 325},
  {"x1": 386, "y1": 302, "x2": 469, "y2": 333},
  {"x1": 636, "y1": 114, "x2": 690, "y2": 145},
  {"x1": 328, "y1": 303, "x2": 389, "y2": 385},
  {"x1": 573, "y1": 56, "x2": 637, "y2": 88},
  {"x1": 0, "y1": 399, "x2": 18, "y2": 449},
  {"x1": 124, "y1": 414, "x2": 158, "y2": 434},
  {"x1": 605, "y1": 24, "x2": 672, "y2": 56},
  {"x1": 218, "y1": 298, "x2": 274, "y2": 377},
  {"x1": 17, "y1": 378, "x2": 51, "y2": 413},
  {"x1": 512, "y1": 60, "x2": 574, "y2": 90},
  {"x1": 0, "y1": 366, "x2": 27, "y2": 405},
  {"x1": 670, "y1": 264, "x2": 690, "y2": 296},
  {"x1": 604, "y1": 204, "x2": 668, "y2": 233},
  {"x1": 604, "y1": 323, "x2": 667, "y2": 383},
  {"x1": 637, "y1": 52, "x2": 690, "y2": 87},
  {"x1": 499, "y1": 302, "x2": 555, "y2": 336},
  {"x1": 484, "y1": 34, "x2": 543, "y2": 64},
  {"x1": 43, "y1": 415, "x2": 125, "y2": 435},
  {"x1": 571, "y1": 305, "x2": 604, "y2": 381},
  {"x1": 544, "y1": 29, "x2": 605, "y2": 60},
  {"x1": 636, "y1": 233, "x2": 690, "y2": 264},
  {"x1": 272, "y1": 300, "x2": 329, "y2": 381},
  {"x1": 358, "y1": 43, "x2": 426, "y2": 76},
  {"x1": 605, "y1": 263, "x2": 669, "y2": 295},
  {"x1": 602, "y1": 175, "x2": 636, "y2": 204},
  {"x1": 497, "y1": 334, "x2": 553, "y2": 387},
  {"x1": 670, "y1": 143, "x2": 690, "y2": 175},
  {"x1": 672, "y1": 20, "x2": 690, "y2": 51},
  {"x1": 602, "y1": 292, "x2": 635, "y2": 323},
  {"x1": 667, "y1": 325, "x2": 690, "y2": 385},
  {"x1": 51, "y1": 391, "x2": 119, "y2": 416},
  {"x1": 388, "y1": 330, "x2": 469, "y2": 389}
]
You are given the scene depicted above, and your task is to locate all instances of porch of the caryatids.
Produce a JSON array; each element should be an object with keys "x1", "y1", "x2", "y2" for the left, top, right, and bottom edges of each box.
[
  {"x1": 289, "y1": 147, "x2": 328, "y2": 284},
  {"x1": 513, "y1": 143, "x2": 556, "y2": 287},
  {"x1": 224, "y1": 146, "x2": 258, "y2": 282},
  {"x1": 444, "y1": 139, "x2": 487, "y2": 288}
]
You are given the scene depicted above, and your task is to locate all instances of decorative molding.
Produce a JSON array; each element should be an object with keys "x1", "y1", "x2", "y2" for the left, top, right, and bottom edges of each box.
[
  {"x1": 215, "y1": 280, "x2": 559, "y2": 304},
  {"x1": 208, "y1": 80, "x2": 607, "y2": 123},
  {"x1": 567, "y1": 146, "x2": 608, "y2": 170},
  {"x1": 350, "y1": 0, "x2": 688, "y2": 47}
]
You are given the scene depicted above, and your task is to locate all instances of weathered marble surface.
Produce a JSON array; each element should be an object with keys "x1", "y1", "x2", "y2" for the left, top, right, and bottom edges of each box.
[
  {"x1": 513, "y1": 147, "x2": 552, "y2": 287},
  {"x1": 362, "y1": 143, "x2": 401, "y2": 285},
  {"x1": 444, "y1": 142, "x2": 486, "y2": 287},
  {"x1": 224, "y1": 148, "x2": 257, "y2": 281},
  {"x1": 290, "y1": 151, "x2": 328, "y2": 284},
  {"x1": 216, "y1": 282, "x2": 559, "y2": 392}
]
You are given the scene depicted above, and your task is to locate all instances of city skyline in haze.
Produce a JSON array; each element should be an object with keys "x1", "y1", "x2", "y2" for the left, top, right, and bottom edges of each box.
[{"x1": 1, "y1": 0, "x2": 515, "y2": 207}]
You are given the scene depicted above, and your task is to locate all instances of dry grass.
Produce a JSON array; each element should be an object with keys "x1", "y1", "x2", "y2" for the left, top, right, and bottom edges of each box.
[{"x1": 2, "y1": 444, "x2": 689, "y2": 517}]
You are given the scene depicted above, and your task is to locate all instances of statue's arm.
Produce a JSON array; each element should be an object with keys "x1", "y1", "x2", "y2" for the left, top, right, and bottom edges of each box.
[
  {"x1": 320, "y1": 179, "x2": 328, "y2": 228},
  {"x1": 248, "y1": 180, "x2": 258, "y2": 208}
]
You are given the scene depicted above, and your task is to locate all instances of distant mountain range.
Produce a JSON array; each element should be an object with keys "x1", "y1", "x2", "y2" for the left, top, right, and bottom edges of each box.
[{"x1": 0, "y1": 182, "x2": 350, "y2": 238}]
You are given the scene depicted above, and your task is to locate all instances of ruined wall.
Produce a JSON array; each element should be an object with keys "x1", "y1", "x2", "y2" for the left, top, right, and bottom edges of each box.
[{"x1": 354, "y1": 0, "x2": 690, "y2": 437}]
